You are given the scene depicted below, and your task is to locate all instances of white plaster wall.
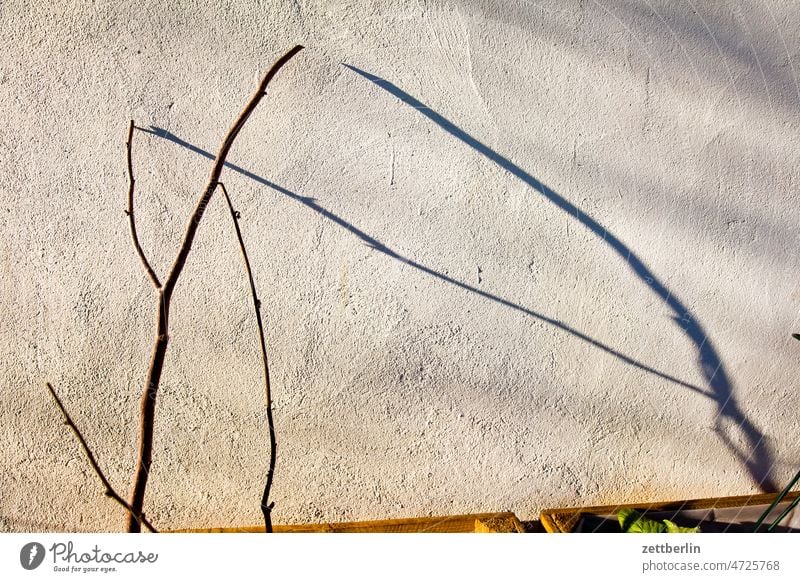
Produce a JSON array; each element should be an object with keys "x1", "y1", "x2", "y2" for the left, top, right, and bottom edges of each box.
[{"x1": 1, "y1": 0, "x2": 799, "y2": 531}]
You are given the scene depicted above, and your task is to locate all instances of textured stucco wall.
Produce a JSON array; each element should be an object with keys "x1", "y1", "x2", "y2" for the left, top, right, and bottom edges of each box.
[{"x1": 1, "y1": 0, "x2": 799, "y2": 531}]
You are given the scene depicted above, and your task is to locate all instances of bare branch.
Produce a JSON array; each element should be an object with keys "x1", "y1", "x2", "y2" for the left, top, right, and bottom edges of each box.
[
  {"x1": 219, "y1": 182, "x2": 276, "y2": 533},
  {"x1": 45, "y1": 382, "x2": 158, "y2": 533},
  {"x1": 218, "y1": 184, "x2": 273, "y2": 407},
  {"x1": 126, "y1": 120, "x2": 162, "y2": 288},
  {"x1": 161, "y1": 44, "x2": 304, "y2": 303},
  {"x1": 127, "y1": 45, "x2": 304, "y2": 533}
]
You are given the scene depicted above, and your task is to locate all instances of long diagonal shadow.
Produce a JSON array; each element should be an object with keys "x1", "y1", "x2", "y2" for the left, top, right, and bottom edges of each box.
[
  {"x1": 341, "y1": 64, "x2": 776, "y2": 492},
  {"x1": 141, "y1": 126, "x2": 707, "y2": 398},
  {"x1": 141, "y1": 102, "x2": 772, "y2": 490}
]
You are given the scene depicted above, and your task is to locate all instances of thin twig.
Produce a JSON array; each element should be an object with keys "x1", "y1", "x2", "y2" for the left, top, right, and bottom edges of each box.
[
  {"x1": 126, "y1": 120, "x2": 162, "y2": 289},
  {"x1": 45, "y1": 382, "x2": 158, "y2": 533},
  {"x1": 127, "y1": 45, "x2": 304, "y2": 533},
  {"x1": 219, "y1": 183, "x2": 276, "y2": 532}
]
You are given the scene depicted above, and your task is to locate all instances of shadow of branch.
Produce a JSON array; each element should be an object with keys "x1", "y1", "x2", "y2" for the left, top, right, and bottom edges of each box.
[{"x1": 341, "y1": 63, "x2": 776, "y2": 491}]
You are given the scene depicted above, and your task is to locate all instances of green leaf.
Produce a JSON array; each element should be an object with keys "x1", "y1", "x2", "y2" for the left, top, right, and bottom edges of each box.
[
  {"x1": 617, "y1": 510, "x2": 700, "y2": 533},
  {"x1": 627, "y1": 517, "x2": 667, "y2": 533},
  {"x1": 618, "y1": 509, "x2": 667, "y2": 533},
  {"x1": 618, "y1": 508, "x2": 638, "y2": 530},
  {"x1": 664, "y1": 520, "x2": 700, "y2": 533},
  {"x1": 618, "y1": 508, "x2": 631, "y2": 528}
]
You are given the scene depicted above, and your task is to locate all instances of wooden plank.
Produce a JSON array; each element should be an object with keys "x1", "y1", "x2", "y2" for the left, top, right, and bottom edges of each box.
[
  {"x1": 169, "y1": 512, "x2": 525, "y2": 533},
  {"x1": 474, "y1": 515, "x2": 525, "y2": 533}
]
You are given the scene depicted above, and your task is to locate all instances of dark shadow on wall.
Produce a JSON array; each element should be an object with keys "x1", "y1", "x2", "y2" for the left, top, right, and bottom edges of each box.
[
  {"x1": 140, "y1": 107, "x2": 771, "y2": 491},
  {"x1": 140, "y1": 126, "x2": 708, "y2": 399},
  {"x1": 341, "y1": 64, "x2": 777, "y2": 493}
]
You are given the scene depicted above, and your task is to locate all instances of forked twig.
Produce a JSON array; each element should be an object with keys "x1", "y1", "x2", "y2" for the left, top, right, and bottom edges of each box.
[
  {"x1": 127, "y1": 45, "x2": 304, "y2": 532},
  {"x1": 126, "y1": 120, "x2": 162, "y2": 289},
  {"x1": 219, "y1": 182, "x2": 277, "y2": 533},
  {"x1": 45, "y1": 382, "x2": 158, "y2": 533}
]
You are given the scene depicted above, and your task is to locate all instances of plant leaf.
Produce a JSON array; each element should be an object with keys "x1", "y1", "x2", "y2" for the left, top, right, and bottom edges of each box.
[
  {"x1": 618, "y1": 508, "x2": 639, "y2": 530},
  {"x1": 627, "y1": 517, "x2": 667, "y2": 533},
  {"x1": 664, "y1": 520, "x2": 700, "y2": 533},
  {"x1": 618, "y1": 509, "x2": 667, "y2": 533}
]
